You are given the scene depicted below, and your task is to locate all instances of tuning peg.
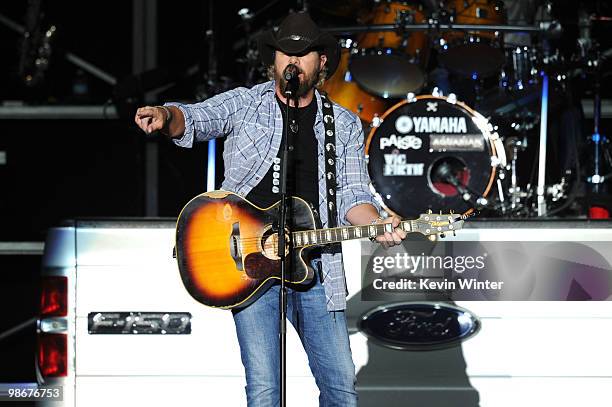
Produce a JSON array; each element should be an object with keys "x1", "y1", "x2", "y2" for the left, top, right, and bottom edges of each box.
[
  {"x1": 428, "y1": 234, "x2": 437, "y2": 242},
  {"x1": 450, "y1": 209, "x2": 454, "y2": 214},
  {"x1": 440, "y1": 233, "x2": 446, "y2": 238},
  {"x1": 452, "y1": 230, "x2": 456, "y2": 237},
  {"x1": 439, "y1": 210, "x2": 443, "y2": 215},
  {"x1": 427, "y1": 209, "x2": 432, "y2": 214}
]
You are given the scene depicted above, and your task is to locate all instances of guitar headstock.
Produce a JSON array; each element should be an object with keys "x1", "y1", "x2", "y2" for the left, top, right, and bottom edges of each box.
[{"x1": 412, "y1": 210, "x2": 465, "y2": 237}]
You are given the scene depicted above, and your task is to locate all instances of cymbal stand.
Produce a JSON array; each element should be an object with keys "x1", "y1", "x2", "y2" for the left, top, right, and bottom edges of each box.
[
  {"x1": 585, "y1": 46, "x2": 605, "y2": 192},
  {"x1": 578, "y1": 9, "x2": 611, "y2": 214},
  {"x1": 534, "y1": 2, "x2": 557, "y2": 216},
  {"x1": 507, "y1": 135, "x2": 529, "y2": 212}
]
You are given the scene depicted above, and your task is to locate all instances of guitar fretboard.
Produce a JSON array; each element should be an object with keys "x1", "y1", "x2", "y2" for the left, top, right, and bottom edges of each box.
[{"x1": 291, "y1": 221, "x2": 414, "y2": 247}]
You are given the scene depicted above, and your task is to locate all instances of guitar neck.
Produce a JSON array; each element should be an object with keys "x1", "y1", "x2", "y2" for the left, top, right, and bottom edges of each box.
[{"x1": 292, "y1": 221, "x2": 415, "y2": 248}]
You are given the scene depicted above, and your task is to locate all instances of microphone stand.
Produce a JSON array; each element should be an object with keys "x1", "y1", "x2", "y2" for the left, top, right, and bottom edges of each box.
[{"x1": 278, "y1": 79, "x2": 298, "y2": 407}]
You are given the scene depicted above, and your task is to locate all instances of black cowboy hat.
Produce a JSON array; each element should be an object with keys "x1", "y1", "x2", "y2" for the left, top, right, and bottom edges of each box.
[{"x1": 258, "y1": 12, "x2": 340, "y2": 78}]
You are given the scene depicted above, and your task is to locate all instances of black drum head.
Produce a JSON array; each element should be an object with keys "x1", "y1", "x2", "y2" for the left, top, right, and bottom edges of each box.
[
  {"x1": 350, "y1": 51, "x2": 425, "y2": 98},
  {"x1": 366, "y1": 96, "x2": 498, "y2": 218}
]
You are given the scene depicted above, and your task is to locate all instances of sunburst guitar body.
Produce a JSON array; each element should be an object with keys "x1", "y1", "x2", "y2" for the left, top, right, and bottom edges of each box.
[{"x1": 175, "y1": 190, "x2": 465, "y2": 310}]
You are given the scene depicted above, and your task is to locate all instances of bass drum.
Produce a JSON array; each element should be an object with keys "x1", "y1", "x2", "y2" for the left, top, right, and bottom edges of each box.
[{"x1": 365, "y1": 95, "x2": 506, "y2": 218}]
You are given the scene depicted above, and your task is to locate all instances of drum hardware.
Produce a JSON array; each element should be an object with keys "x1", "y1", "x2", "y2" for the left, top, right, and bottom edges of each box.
[
  {"x1": 323, "y1": 21, "x2": 561, "y2": 36},
  {"x1": 566, "y1": 6, "x2": 612, "y2": 218},
  {"x1": 547, "y1": 178, "x2": 569, "y2": 203},
  {"x1": 581, "y1": 39, "x2": 611, "y2": 194},
  {"x1": 486, "y1": 70, "x2": 569, "y2": 218},
  {"x1": 499, "y1": 46, "x2": 540, "y2": 91},
  {"x1": 430, "y1": 87, "x2": 441, "y2": 97},
  {"x1": 370, "y1": 113, "x2": 384, "y2": 129},
  {"x1": 531, "y1": 2, "x2": 563, "y2": 216},
  {"x1": 495, "y1": 133, "x2": 531, "y2": 214}
]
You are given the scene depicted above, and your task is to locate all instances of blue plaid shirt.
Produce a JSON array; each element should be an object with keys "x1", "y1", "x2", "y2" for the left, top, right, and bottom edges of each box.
[{"x1": 167, "y1": 80, "x2": 380, "y2": 311}]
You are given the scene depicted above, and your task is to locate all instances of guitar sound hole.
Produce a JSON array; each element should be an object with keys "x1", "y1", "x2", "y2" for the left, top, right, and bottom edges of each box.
[{"x1": 261, "y1": 226, "x2": 290, "y2": 260}]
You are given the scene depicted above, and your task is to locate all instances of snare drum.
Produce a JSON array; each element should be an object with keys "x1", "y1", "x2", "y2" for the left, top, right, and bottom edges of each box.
[
  {"x1": 439, "y1": 0, "x2": 506, "y2": 77},
  {"x1": 349, "y1": 1, "x2": 429, "y2": 98},
  {"x1": 365, "y1": 95, "x2": 505, "y2": 218}
]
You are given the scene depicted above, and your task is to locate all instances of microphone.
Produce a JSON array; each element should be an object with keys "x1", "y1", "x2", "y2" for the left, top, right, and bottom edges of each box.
[
  {"x1": 435, "y1": 161, "x2": 460, "y2": 185},
  {"x1": 283, "y1": 64, "x2": 300, "y2": 95},
  {"x1": 283, "y1": 64, "x2": 299, "y2": 82},
  {"x1": 434, "y1": 161, "x2": 472, "y2": 201}
]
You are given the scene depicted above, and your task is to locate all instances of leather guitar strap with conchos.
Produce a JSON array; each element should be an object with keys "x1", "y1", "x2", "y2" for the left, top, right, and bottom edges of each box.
[
  {"x1": 320, "y1": 93, "x2": 338, "y2": 229},
  {"x1": 320, "y1": 93, "x2": 340, "y2": 252}
]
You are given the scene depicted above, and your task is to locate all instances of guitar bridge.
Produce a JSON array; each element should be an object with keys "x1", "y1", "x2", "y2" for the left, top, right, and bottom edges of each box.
[{"x1": 229, "y1": 221, "x2": 244, "y2": 271}]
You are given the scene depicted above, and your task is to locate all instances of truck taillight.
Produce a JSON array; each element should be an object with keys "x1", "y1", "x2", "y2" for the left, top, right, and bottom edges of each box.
[
  {"x1": 38, "y1": 333, "x2": 67, "y2": 377},
  {"x1": 40, "y1": 276, "x2": 67, "y2": 317}
]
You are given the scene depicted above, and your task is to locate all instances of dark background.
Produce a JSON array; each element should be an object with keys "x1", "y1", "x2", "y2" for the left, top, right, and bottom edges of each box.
[
  {"x1": 0, "y1": 0, "x2": 303, "y2": 386},
  {"x1": 1, "y1": 0, "x2": 611, "y2": 240},
  {"x1": 1, "y1": 0, "x2": 611, "y2": 386}
]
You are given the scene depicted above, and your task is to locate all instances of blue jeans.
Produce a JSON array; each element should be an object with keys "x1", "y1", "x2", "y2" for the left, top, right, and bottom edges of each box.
[{"x1": 232, "y1": 265, "x2": 357, "y2": 407}]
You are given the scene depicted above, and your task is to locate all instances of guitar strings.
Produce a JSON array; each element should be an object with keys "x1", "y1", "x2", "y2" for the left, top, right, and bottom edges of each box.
[{"x1": 217, "y1": 220, "x2": 454, "y2": 245}]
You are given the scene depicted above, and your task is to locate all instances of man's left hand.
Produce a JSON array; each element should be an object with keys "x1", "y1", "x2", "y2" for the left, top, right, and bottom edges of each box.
[{"x1": 374, "y1": 216, "x2": 407, "y2": 248}]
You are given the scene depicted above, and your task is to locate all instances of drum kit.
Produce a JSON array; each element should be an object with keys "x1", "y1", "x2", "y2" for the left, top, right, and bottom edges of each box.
[{"x1": 310, "y1": 0, "x2": 571, "y2": 218}]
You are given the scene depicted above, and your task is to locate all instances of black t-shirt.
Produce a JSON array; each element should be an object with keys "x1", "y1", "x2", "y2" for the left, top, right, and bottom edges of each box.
[{"x1": 246, "y1": 95, "x2": 319, "y2": 209}]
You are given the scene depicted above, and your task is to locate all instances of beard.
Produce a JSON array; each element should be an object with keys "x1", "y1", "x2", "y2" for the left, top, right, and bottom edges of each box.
[{"x1": 275, "y1": 64, "x2": 320, "y2": 97}]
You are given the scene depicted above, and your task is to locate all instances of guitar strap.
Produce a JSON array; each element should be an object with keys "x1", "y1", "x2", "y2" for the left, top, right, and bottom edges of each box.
[{"x1": 319, "y1": 93, "x2": 340, "y2": 251}]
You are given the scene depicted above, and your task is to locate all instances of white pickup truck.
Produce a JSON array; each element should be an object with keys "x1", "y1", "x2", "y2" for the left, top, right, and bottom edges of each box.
[{"x1": 36, "y1": 219, "x2": 612, "y2": 407}]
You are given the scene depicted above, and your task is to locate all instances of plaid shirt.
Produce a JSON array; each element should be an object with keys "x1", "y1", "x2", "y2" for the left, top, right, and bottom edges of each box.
[{"x1": 167, "y1": 80, "x2": 380, "y2": 311}]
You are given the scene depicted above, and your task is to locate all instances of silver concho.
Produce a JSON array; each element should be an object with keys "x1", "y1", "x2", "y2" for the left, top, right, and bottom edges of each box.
[{"x1": 323, "y1": 114, "x2": 334, "y2": 124}]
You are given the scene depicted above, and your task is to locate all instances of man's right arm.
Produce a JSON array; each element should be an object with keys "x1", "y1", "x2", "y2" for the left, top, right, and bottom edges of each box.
[{"x1": 134, "y1": 87, "x2": 249, "y2": 146}]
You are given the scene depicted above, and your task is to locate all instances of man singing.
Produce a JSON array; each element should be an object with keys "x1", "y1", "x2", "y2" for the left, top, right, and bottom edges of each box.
[{"x1": 135, "y1": 12, "x2": 406, "y2": 407}]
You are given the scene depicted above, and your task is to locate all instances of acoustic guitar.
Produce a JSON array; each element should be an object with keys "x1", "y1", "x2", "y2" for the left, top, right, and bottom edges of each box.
[{"x1": 175, "y1": 190, "x2": 465, "y2": 309}]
